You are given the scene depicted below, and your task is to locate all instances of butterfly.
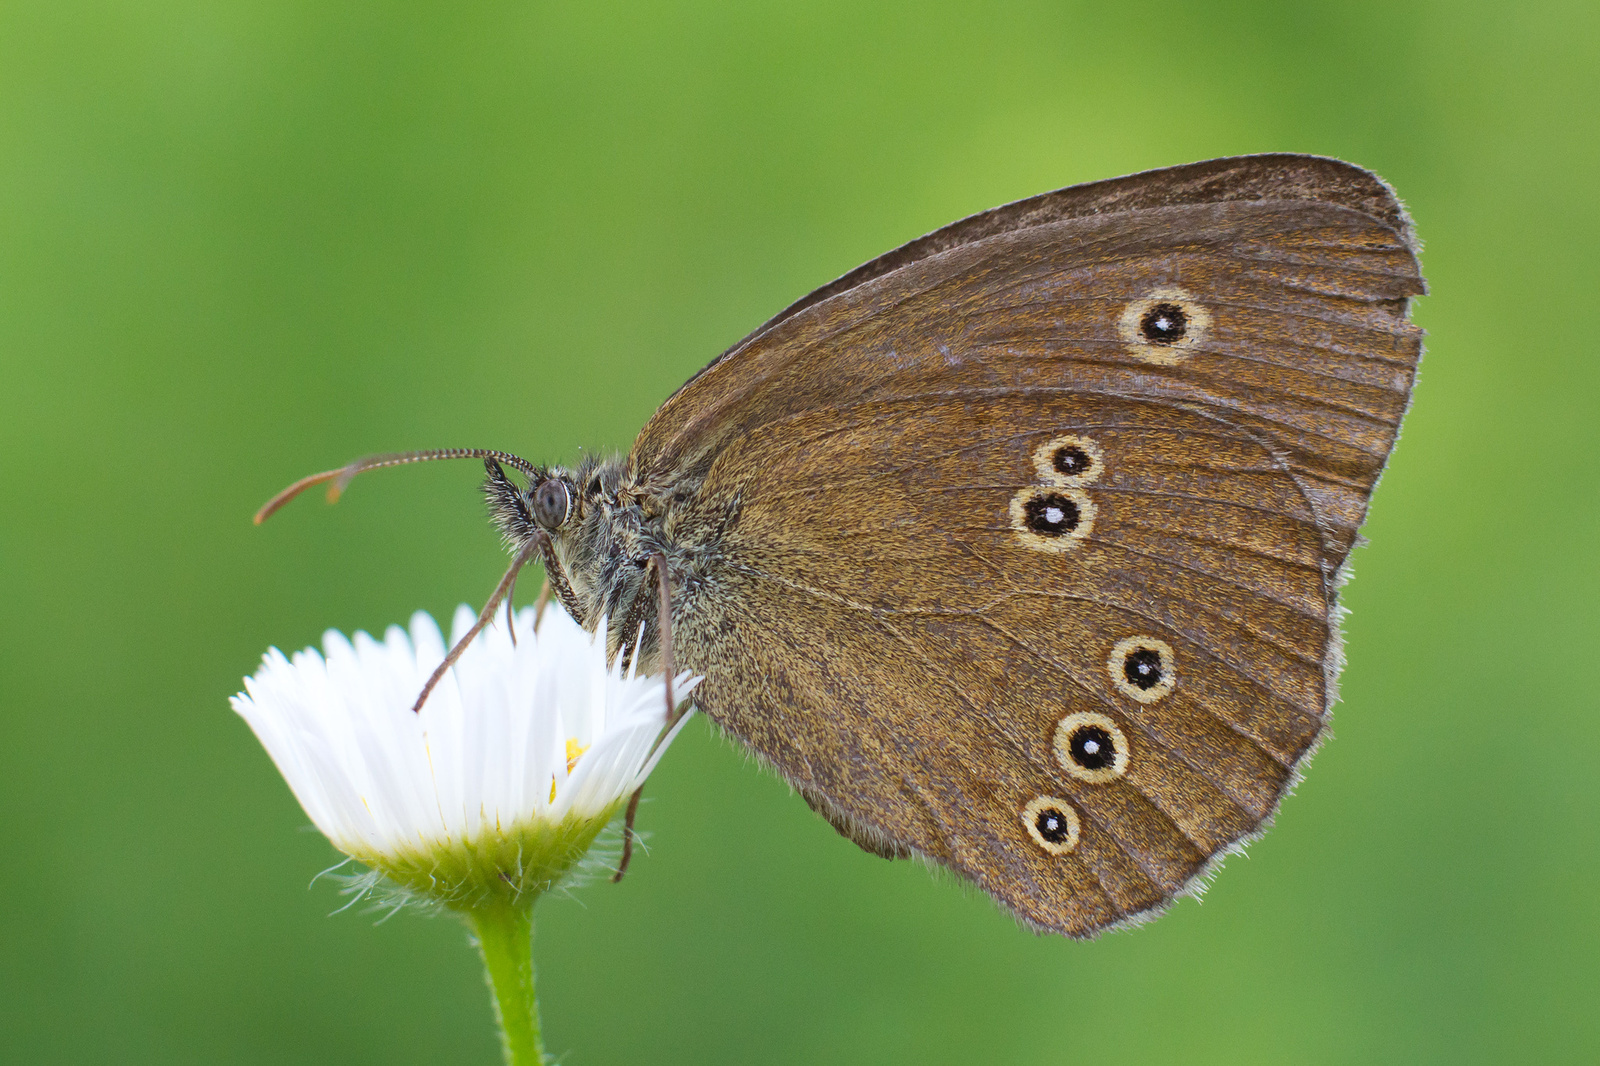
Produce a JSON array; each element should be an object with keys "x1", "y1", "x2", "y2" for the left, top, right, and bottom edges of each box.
[{"x1": 261, "y1": 154, "x2": 1424, "y2": 937}]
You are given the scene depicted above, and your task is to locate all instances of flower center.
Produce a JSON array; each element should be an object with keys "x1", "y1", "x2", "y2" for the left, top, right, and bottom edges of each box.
[{"x1": 551, "y1": 738, "x2": 593, "y2": 801}]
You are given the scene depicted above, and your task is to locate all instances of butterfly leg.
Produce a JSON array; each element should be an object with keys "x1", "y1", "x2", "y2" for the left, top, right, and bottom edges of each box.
[
  {"x1": 613, "y1": 553, "x2": 680, "y2": 883},
  {"x1": 612, "y1": 788, "x2": 645, "y2": 884},
  {"x1": 534, "y1": 529, "x2": 585, "y2": 626},
  {"x1": 503, "y1": 560, "x2": 524, "y2": 646},
  {"x1": 410, "y1": 535, "x2": 542, "y2": 713},
  {"x1": 531, "y1": 577, "x2": 552, "y2": 633}
]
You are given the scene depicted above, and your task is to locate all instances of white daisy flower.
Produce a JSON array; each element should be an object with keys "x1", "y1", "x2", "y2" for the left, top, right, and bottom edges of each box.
[{"x1": 233, "y1": 604, "x2": 697, "y2": 910}]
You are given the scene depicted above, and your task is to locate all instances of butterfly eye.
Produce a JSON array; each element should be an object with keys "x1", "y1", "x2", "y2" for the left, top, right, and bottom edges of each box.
[
  {"x1": 532, "y1": 479, "x2": 574, "y2": 529},
  {"x1": 1022, "y1": 796, "x2": 1081, "y2": 855},
  {"x1": 1010, "y1": 487, "x2": 1096, "y2": 552},
  {"x1": 1031, "y1": 434, "x2": 1105, "y2": 486},
  {"x1": 1053, "y1": 712, "x2": 1129, "y2": 784},
  {"x1": 1108, "y1": 636, "x2": 1176, "y2": 704}
]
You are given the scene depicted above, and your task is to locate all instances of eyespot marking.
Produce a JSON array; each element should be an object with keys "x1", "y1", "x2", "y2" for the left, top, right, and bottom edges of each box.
[
  {"x1": 1109, "y1": 636, "x2": 1176, "y2": 704},
  {"x1": 1118, "y1": 287, "x2": 1211, "y2": 365},
  {"x1": 1022, "y1": 795, "x2": 1081, "y2": 855},
  {"x1": 1141, "y1": 303, "x2": 1187, "y2": 343},
  {"x1": 1032, "y1": 435, "x2": 1105, "y2": 487},
  {"x1": 1010, "y1": 486, "x2": 1096, "y2": 553},
  {"x1": 1053, "y1": 712, "x2": 1129, "y2": 784}
]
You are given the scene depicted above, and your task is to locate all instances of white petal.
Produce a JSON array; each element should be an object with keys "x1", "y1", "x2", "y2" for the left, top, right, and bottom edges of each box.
[{"x1": 233, "y1": 605, "x2": 695, "y2": 890}]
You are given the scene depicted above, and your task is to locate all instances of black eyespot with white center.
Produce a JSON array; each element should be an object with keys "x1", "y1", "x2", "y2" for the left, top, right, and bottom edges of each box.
[
  {"x1": 1011, "y1": 486, "x2": 1096, "y2": 552},
  {"x1": 1025, "y1": 492, "x2": 1081, "y2": 536},
  {"x1": 1035, "y1": 808, "x2": 1072, "y2": 843},
  {"x1": 1053, "y1": 446, "x2": 1091, "y2": 477},
  {"x1": 1139, "y1": 302, "x2": 1188, "y2": 345},
  {"x1": 1032, "y1": 434, "x2": 1105, "y2": 487},
  {"x1": 1109, "y1": 636, "x2": 1176, "y2": 703},
  {"x1": 1118, "y1": 288, "x2": 1210, "y2": 364},
  {"x1": 1022, "y1": 796, "x2": 1081, "y2": 854},
  {"x1": 1124, "y1": 648, "x2": 1163, "y2": 689},
  {"x1": 1053, "y1": 712, "x2": 1129, "y2": 783},
  {"x1": 1067, "y1": 724, "x2": 1117, "y2": 771}
]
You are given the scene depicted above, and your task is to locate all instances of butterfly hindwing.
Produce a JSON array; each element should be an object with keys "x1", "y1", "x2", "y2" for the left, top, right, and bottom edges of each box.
[{"x1": 669, "y1": 393, "x2": 1328, "y2": 934}]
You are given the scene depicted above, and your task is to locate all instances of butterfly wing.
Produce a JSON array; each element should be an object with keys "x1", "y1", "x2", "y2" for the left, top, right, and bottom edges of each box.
[{"x1": 631, "y1": 156, "x2": 1422, "y2": 935}]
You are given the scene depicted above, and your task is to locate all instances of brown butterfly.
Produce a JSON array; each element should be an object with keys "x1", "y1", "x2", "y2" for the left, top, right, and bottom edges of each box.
[{"x1": 260, "y1": 154, "x2": 1425, "y2": 937}]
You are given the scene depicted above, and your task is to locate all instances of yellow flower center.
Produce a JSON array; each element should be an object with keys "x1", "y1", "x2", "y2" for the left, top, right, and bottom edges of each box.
[{"x1": 550, "y1": 738, "x2": 592, "y2": 801}]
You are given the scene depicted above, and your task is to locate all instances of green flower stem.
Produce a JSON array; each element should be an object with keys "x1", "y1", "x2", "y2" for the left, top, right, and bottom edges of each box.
[{"x1": 471, "y1": 901, "x2": 546, "y2": 1066}]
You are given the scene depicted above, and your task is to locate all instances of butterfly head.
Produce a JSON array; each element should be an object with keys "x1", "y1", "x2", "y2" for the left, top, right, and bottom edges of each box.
[
  {"x1": 480, "y1": 454, "x2": 644, "y2": 623},
  {"x1": 482, "y1": 454, "x2": 627, "y2": 538},
  {"x1": 484, "y1": 460, "x2": 570, "y2": 545}
]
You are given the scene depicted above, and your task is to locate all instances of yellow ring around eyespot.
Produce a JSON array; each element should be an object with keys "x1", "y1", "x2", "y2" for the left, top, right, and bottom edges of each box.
[
  {"x1": 1009, "y1": 486, "x2": 1096, "y2": 554},
  {"x1": 1116, "y1": 286, "x2": 1212, "y2": 365},
  {"x1": 1021, "y1": 795, "x2": 1081, "y2": 855},
  {"x1": 1108, "y1": 636, "x2": 1176, "y2": 704},
  {"x1": 1053, "y1": 711, "x2": 1130, "y2": 784},
  {"x1": 1031, "y1": 434, "x2": 1106, "y2": 487}
]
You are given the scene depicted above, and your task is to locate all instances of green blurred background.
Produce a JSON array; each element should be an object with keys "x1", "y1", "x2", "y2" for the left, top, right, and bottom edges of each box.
[{"x1": 2, "y1": 1, "x2": 1596, "y2": 1063}]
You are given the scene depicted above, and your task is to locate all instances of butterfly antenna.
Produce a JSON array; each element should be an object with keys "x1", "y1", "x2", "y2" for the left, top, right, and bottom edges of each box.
[
  {"x1": 411, "y1": 536, "x2": 543, "y2": 714},
  {"x1": 654, "y1": 554, "x2": 680, "y2": 727},
  {"x1": 254, "y1": 448, "x2": 543, "y2": 525},
  {"x1": 614, "y1": 554, "x2": 679, "y2": 884}
]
